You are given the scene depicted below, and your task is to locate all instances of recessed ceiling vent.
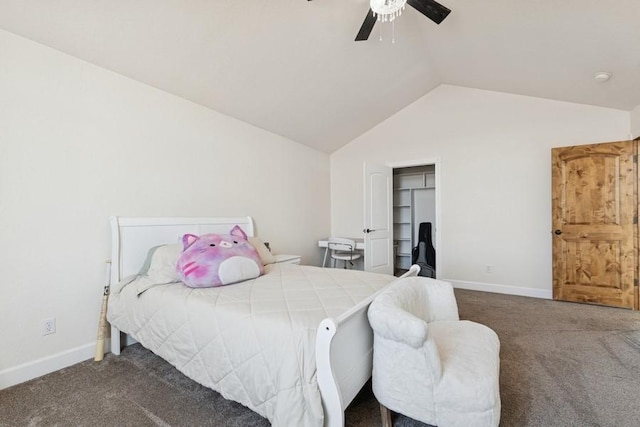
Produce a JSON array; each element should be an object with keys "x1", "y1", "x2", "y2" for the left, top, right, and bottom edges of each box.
[{"x1": 594, "y1": 72, "x2": 612, "y2": 83}]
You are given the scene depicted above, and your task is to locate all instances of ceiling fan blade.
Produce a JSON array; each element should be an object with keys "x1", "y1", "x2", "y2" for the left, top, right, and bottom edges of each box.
[
  {"x1": 355, "y1": 9, "x2": 377, "y2": 41},
  {"x1": 406, "y1": 0, "x2": 451, "y2": 24}
]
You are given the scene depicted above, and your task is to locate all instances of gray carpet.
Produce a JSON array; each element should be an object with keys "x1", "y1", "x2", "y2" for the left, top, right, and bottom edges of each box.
[{"x1": 2, "y1": 289, "x2": 640, "y2": 427}]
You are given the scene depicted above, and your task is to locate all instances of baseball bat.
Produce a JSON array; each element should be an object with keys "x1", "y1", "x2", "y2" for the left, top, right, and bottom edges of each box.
[{"x1": 94, "y1": 260, "x2": 112, "y2": 362}]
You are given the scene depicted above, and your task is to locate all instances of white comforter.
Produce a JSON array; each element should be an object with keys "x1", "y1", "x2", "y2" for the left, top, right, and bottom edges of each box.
[{"x1": 107, "y1": 263, "x2": 395, "y2": 426}]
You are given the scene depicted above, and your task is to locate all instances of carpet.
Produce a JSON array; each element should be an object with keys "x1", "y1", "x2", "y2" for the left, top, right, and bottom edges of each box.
[{"x1": 2, "y1": 289, "x2": 640, "y2": 426}]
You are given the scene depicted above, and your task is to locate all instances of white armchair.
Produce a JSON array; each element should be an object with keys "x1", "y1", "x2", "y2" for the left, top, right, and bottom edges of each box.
[{"x1": 368, "y1": 277, "x2": 501, "y2": 427}]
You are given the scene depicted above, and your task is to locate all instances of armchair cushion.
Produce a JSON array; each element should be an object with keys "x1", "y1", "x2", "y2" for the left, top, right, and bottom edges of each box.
[{"x1": 430, "y1": 320, "x2": 501, "y2": 421}]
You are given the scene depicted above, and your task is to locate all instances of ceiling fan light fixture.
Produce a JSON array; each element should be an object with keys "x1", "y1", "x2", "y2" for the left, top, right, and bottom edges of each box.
[{"x1": 370, "y1": 0, "x2": 407, "y2": 22}]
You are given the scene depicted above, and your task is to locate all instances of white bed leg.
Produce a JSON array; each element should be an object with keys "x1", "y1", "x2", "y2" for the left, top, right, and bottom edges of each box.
[{"x1": 111, "y1": 325, "x2": 121, "y2": 356}]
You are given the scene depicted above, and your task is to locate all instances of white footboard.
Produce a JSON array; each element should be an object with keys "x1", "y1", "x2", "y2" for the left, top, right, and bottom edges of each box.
[{"x1": 315, "y1": 265, "x2": 420, "y2": 427}]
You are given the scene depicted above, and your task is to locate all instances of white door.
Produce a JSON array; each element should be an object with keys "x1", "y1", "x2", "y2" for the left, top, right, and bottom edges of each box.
[{"x1": 363, "y1": 163, "x2": 393, "y2": 274}]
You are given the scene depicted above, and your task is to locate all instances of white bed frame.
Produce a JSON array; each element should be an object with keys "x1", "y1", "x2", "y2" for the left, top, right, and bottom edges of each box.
[{"x1": 108, "y1": 216, "x2": 419, "y2": 427}]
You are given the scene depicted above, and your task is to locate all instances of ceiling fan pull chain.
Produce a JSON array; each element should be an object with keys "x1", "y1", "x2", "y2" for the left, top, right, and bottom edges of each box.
[{"x1": 392, "y1": 20, "x2": 395, "y2": 43}]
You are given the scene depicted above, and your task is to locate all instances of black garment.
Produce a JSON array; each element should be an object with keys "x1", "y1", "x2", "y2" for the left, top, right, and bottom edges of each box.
[{"x1": 411, "y1": 222, "x2": 436, "y2": 278}]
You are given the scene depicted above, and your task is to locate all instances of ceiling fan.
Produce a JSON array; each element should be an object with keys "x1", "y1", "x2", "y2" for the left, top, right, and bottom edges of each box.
[{"x1": 354, "y1": 0, "x2": 451, "y2": 41}]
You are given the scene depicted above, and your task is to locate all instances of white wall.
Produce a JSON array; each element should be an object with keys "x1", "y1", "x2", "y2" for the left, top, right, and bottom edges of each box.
[
  {"x1": 631, "y1": 104, "x2": 640, "y2": 139},
  {"x1": 0, "y1": 30, "x2": 330, "y2": 385},
  {"x1": 331, "y1": 84, "x2": 630, "y2": 296}
]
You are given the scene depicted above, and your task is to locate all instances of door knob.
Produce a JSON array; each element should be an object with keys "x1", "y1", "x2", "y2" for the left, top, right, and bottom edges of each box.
[
  {"x1": 554, "y1": 229, "x2": 562, "y2": 235},
  {"x1": 363, "y1": 228, "x2": 375, "y2": 234}
]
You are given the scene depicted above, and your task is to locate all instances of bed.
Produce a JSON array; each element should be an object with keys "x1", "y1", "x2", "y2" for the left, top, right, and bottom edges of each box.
[{"x1": 106, "y1": 216, "x2": 419, "y2": 427}]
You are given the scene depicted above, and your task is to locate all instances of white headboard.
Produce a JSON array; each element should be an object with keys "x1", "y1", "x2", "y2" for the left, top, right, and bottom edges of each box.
[{"x1": 109, "y1": 216, "x2": 255, "y2": 283}]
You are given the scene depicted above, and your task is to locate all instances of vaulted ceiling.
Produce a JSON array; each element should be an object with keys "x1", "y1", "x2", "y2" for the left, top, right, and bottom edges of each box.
[{"x1": 1, "y1": 0, "x2": 639, "y2": 153}]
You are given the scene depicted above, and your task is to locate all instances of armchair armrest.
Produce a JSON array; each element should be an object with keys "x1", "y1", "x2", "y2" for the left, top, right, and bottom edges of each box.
[
  {"x1": 418, "y1": 279, "x2": 460, "y2": 322},
  {"x1": 368, "y1": 298, "x2": 428, "y2": 349},
  {"x1": 368, "y1": 277, "x2": 460, "y2": 349}
]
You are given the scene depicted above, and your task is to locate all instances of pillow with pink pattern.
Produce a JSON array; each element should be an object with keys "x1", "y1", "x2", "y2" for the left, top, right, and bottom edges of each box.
[{"x1": 176, "y1": 225, "x2": 264, "y2": 288}]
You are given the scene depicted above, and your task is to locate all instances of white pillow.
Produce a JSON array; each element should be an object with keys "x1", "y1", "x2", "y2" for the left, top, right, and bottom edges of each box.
[
  {"x1": 248, "y1": 236, "x2": 276, "y2": 265},
  {"x1": 141, "y1": 243, "x2": 182, "y2": 284}
]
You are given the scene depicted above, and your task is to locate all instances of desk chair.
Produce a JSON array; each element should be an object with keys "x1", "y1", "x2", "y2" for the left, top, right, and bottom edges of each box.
[{"x1": 322, "y1": 237, "x2": 362, "y2": 268}]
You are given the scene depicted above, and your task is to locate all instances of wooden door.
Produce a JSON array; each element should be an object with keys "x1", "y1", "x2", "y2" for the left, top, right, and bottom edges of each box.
[{"x1": 552, "y1": 140, "x2": 638, "y2": 309}]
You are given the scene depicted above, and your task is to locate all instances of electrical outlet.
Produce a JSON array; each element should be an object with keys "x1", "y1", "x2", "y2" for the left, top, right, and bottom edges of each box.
[
  {"x1": 486, "y1": 265, "x2": 493, "y2": 274},
  {"x1": 42, "y1": 317, "x2": 56, "y2": 335}
]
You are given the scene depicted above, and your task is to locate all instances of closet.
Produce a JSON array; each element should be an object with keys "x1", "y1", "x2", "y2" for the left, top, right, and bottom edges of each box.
[{"x1": 393, "y1": 166, "x2": 436, "y2": 274}]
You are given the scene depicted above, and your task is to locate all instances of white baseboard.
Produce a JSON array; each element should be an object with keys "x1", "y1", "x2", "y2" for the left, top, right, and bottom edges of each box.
[
  {"x1": 0, "y1": 340, "x2": 109, "y2": 390},
  {"x1": 445, "y1": 278, "x2": 553, "y2": 300}
]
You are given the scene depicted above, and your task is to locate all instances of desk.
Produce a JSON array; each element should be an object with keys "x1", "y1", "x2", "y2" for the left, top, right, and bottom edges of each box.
[
  {"x1": 318, "y1": 238, "x2": 365, "y2": 268},
  {"x1": 318, "y1": 238, "x2": 365, "y2": 250}
]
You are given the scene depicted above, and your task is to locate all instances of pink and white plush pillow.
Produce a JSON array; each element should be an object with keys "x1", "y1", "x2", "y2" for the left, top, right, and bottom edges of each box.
[{"x1": 176, "y1": 226, "x2": 264, "y2": 288}]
